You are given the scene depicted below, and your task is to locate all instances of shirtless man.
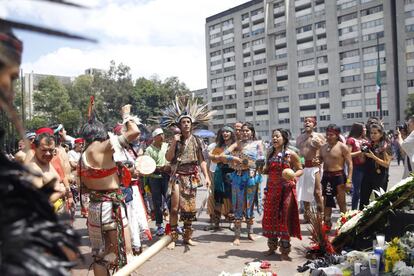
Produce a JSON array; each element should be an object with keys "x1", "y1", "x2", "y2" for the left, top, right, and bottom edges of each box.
[
  {"x1": 320, "y1": 124, "x2": 353, "y2": 228},
  {"x1": 234, "y1": 122, "x2": 243, "y2": 141},
  {"x1": 79, "y1": 104, "x2": 140, "y2": 275},
  {"x1": 27, "y1": 131, "x2": 67, "y2": 206},
  {"x1": 296, "y1": 116, "x2": 325, "y2": 221}
]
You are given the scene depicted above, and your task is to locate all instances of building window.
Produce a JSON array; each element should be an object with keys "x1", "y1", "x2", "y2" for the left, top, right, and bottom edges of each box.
[
  {"x1": 339, "y1": 49, "x2": 359, "y2": 59},
  {"x1": 341, "y1": 75, "x2": 361, "y2": 83},
  {"x1": 296, "y1": 24, "x2": 312, "y2": 34},
  {"x1": 338, "y1": 12, "x2": 357, "y2": 24},
  {"x1": 342, "y1": 100, "x2": 362, "y2": 108},
  {"x1": 319, "y1": 115, "x2": 331, "y2": 121},
  {"x1": 362, "y1": 31, "x2": 384, "y2": 42},
  {"x1": 278, "y1": 107, "x2": 289, "y2": 113},
  {"x1": 320, "y1": 103, "x2": 330, "y2": 109},
  {"x1": 341, "y1": 87, "x2": 361, "y2": 96},
  {"x1": 299, "y1": 105, "x2": 317, "y2": 111},
  {"x1": 318, "y1": 91, "x2": 329, "y2": 98},
  {"x1": 276, "y1": 96, "x2": 289, "y2": 103},
  {"x1": 246, "y1": 111, "x2": 253, "y2": 116},
  {"x1": 223, "y1": 46, "x2": 234, "y2": 54},
  {"x1": 339, "y1": 37, "x2": 359, "y2": 47},
  {"x1": 408, "y1": 79, "x2": 414, "y2": 87},
  {"x1": 360, "y1": 5, "x2": 383, "y2": 17},
  {"x1": 210, "y1": 50, "x2": 221, "y2": 58},
  {"x1": 256, "y1": 110, "x2": 268, "y2": 115},
  {"x1": 361, "y1": 18, "x2": 383, "y2": 29},
  {"x1": 299, "y1": 93, "x2": 316, "y2": 100}
]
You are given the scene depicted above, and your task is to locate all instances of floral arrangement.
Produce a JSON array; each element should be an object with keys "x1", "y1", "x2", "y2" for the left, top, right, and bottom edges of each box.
[
  {"x1": 306, "y1": 208, "x2": 335, "y2": 258},
  {"x1": 218, "y1": 262, "x2": 277, "y2": 276},
  {"x1": 384, "y1": 237, "x2": 406, "y2": 272},
  {"x1": 334, "y1": 210, "x2": 362, "y2": 235},
  {"x1": 332, "y1": 176, "x2": 414, "y2": 251},
  {"x1": 393, "y1": 261, "x2": 414, "y2": 276}
]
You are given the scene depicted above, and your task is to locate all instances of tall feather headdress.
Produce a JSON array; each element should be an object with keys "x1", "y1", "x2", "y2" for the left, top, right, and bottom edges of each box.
[{"x1": 159, "y1": 95, "x2": 215, "y2": 129}]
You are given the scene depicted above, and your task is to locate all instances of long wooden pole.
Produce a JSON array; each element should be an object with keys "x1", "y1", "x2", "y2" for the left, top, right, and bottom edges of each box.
[{"x1": 113, "y1": 235, "x2": 172, "y2": 276}]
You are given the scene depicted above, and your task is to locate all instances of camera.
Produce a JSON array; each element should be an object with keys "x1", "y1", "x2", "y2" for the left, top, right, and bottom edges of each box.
[
  {"x1": 360, "y1": 142, "x2": 371, "y2": 153},
  {"x1": 397, "y1": 122, "x2": 408, "y2": 132}
]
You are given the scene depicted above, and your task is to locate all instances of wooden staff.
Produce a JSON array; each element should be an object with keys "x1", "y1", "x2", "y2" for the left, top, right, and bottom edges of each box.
[{"x1": 113, "y1": 235, "x2": 172, "y2": 276}]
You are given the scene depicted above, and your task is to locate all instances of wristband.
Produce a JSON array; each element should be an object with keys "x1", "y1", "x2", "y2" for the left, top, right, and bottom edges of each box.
[{"x1": 346, "y1": 179, "x2": 351, "y2": 184}]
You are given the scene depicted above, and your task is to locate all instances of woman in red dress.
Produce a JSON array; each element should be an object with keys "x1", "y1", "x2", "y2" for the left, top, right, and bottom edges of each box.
[{"x1": 262, "y1": 129, "x2": 303, "y2": 259}]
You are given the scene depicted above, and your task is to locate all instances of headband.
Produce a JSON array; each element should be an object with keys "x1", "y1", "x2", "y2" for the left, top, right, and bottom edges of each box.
[{"x1": 221, "y1": 126, "x2": 234, "y2": 133}]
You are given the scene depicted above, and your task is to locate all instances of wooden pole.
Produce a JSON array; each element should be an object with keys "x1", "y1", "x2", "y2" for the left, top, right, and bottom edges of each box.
[{"x1": 113, "y1": 235, "x2": 172, "y2": 276}]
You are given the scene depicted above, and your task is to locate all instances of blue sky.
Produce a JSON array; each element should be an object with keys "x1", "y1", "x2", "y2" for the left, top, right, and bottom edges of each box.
[{"x1": 2, "y1": 0, "x2": 246, "y2": 90}]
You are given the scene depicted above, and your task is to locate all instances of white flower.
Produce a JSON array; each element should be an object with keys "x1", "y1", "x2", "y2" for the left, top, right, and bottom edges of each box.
[
  {"x1": 392, "y1": 261, "x2": 414, "y2": 276},
  {"x1": 389, "y1": 176, "x2": 414, "y2": 192},
  {"x1": 338, "y1": 212, "x2": 364, "y2": 234}
]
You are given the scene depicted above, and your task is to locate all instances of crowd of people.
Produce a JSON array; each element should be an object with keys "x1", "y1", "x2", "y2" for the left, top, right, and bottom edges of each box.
[
  {"x1": 5, "y1": 108, "x2": 414, "y2": 274},
  {"x1": 2, "y1": 8, "x2": 414, "y2": 274}
]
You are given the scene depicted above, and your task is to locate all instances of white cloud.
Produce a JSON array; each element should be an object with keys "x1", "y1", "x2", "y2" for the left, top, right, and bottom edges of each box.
[{"x1": 4, "y1": 0, "x2": 246, "y2": 90}]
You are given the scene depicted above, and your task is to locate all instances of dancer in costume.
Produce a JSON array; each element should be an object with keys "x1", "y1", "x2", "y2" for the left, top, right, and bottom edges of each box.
[
  {"x1": 79, "y1": 104, "x2": 140, "y2": 275},
  {"x1": 221, "y1": 122, "x2": 265, "y2": 245},
  {"x1": 161, "y1": 96, "x2": 213, "y2": 249},
  {"x1": 209, "y1": 126, "x2": 236, "y2": 230},
  {"x1": 296, "y1": 116, "x2": 325, "y2": 222},
  {"x1": 262, "y1": 129, "x2": 303, "y2": 259},
  {"x1": 319, "y1": 124, "x2": 353, "y2": 229}
]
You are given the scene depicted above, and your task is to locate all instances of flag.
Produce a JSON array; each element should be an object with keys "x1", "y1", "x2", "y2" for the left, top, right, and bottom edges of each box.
[{"x1": 376, "y1": 61, "x2": 381, "y2": 110}]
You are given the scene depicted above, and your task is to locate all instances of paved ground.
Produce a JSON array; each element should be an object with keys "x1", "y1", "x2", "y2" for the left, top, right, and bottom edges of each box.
[{"x1": 72, "y1": 161, "x2": 404, "y2": 276}]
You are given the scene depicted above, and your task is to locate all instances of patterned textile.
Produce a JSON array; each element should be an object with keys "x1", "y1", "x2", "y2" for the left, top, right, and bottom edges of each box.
[
  {"x1": 88, "y1": 189, "x2": 128, "y2": 270},
  {"x1": 213, "y1": 163, "x2": 233, "y2": 204},
  {"x1": 80, "y1": 183, "x2": 90, "y2": 217},
  {"x1": 170, "y1": 166, "x2": 201, "y2": 221},
  {"x1": 231, "y1": 170, "x2": 258, "y2": 220},
  {"x1": 262, "y1": 151, "x2": 301, "y2": 241},
  {"x1": 170, "y1": 135, "x2": 204, "y2": 221}
]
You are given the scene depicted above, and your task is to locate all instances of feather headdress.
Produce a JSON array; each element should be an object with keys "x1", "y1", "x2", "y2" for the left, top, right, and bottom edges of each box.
[{"x1": 159, "y1": 95, "x2": 215, "y2": 129}]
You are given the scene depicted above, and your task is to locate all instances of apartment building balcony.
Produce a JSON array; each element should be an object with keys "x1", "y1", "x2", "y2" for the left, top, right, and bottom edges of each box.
[
  {"x1": 296, "y1": 30, "x2": 313, "y2": 40},
  {"x1": 295, "y1": 0, "x2": 311, "y2": 8}
]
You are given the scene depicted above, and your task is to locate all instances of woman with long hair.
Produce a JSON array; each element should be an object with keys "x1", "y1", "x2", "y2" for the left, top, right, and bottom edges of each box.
[
  {"x1": 209, "y1": 126, "x2": 236, "y2": 229},
  {"x1": 359, "y1": 123, "x2": 392, "y2": 210},
  {"x1": 346, "y1": 122, "x2": 367, "y2": 210},
  {"x1": 221, "y1": 122, "x2": 265, "y2": 245},
  {"x1": 262, "y1": 129, "x2": 303, "y2": 259}
]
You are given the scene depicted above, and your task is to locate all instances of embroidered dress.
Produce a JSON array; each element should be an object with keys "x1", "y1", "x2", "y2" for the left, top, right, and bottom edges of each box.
[
  {"x1": 230, "y1": 140, "x2": 264, "y2": 221},
  {"x1": 262, "y1": 150, "x2": 301, "y2": 241}
]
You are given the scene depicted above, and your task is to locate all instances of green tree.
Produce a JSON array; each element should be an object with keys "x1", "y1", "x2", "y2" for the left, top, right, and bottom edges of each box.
[
  {"x1": 34, "y1": 76, "x2": 71, "y2": 123},
  {"x1": 25, "y1": 115, "x2": 48, "y2": 131},
  {"x1": 406, "y1": 94, "x2": 414, "y2": 119},
  {"x1": 58, "y1": 110, "x2": 82, "y2": 135},
  {"x1": 132, "y1": 76, "x2": 190, "y2": 124}
]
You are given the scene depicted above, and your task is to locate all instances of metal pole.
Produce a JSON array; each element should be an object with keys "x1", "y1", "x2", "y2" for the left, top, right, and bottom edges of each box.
[
  {"x1": 377, "y1": 34, "x2": 383, "y2": 120},
  {"x1": 21, "y1": 68, "x2": 25, "y2": 126}
]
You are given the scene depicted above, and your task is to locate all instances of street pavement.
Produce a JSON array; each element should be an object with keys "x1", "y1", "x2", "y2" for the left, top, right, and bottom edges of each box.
[{"x1": 72, "y1": 161, "x2": 404, "y2": 276}]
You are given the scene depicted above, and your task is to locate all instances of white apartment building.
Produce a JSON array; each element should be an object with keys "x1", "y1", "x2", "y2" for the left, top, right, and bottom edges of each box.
[{"x1": 206, "y1": 0, "x2": 404, "y2": 141}]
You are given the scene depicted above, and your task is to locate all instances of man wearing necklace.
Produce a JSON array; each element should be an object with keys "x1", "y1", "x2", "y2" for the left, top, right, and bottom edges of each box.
[
  {"x1": 162, "y1": 96, "x2": 213, "y2": 250},
  {"x1": 320, "y1": 124, "x2": 353, "y2": 229},
  {"x1": 296, "y1": 116, "x2": 325, "y2": 222}
]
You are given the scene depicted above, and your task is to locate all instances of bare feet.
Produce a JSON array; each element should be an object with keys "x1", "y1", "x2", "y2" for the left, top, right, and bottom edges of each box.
[
  {"x1": 232, "y1": 238, "x2": 240, "y2": 246},
  {"x1": 183, "y1": 239, "x2": 198, "y2": 246},
  {"x1": 167, "y1": 241, "x2": 176, "y2": 250},
  {"x1": 248, "y1": 233, "x2": 256, "y2": 241},
  {"x1": 264, "y1": 249, "x2": 275, "y2": 256}
]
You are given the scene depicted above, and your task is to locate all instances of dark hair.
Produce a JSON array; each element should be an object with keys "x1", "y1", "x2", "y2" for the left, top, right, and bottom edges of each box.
[
  {"x1": 81, "y1": 119, "x2": 108, "y2": 146},
  {"x1": 242, "y1": 122, "x2": 256, "y2": 140},
  {"x1": 348, "y1": 122, "x2": 365, "y2": 139},
  {"x1": 33, "y1": 133, "x2": 55, "y2": 147},
  {"x1": 369, "y1": 123, "x2": 386, "y2": 142},
  {"x1": 326, "y1": 124, "x2": 341, "y2": 140},
  {"x1": 216, "y1": 126, "x2": 236, "y2": 147},
  {"x1": 267, "y1": 128, "x2": 290, "y2": 161}
]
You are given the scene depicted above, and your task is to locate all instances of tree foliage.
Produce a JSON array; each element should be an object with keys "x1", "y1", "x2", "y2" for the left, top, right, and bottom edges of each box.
[
  {"x1": 31, "y1": 61, "x2": 192, "y2": 134},
  {"x1": 405, "y1": 94, "x2": 414, "y2": 119}
]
